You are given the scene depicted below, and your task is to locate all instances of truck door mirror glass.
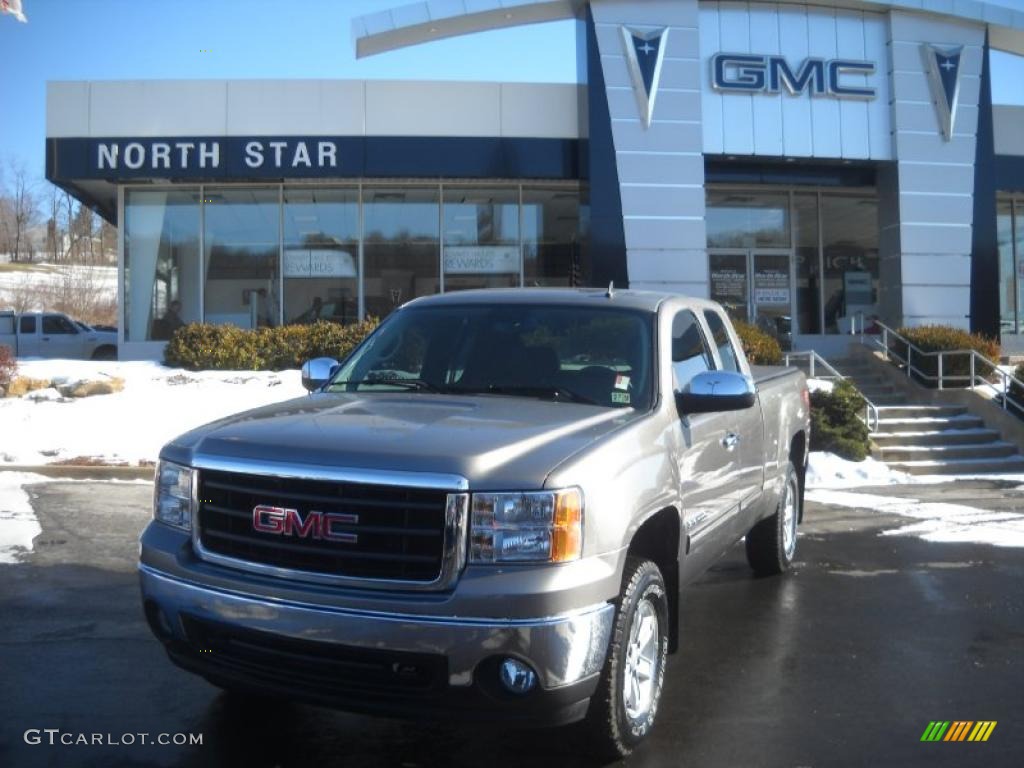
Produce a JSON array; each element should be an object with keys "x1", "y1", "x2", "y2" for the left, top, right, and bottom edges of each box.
[
  {"x1": 301, "y1": 357, "x2": 340, "y2": 392},
  {"x1": 675, "y1": 371, "x2": 756, "y2": 414}
]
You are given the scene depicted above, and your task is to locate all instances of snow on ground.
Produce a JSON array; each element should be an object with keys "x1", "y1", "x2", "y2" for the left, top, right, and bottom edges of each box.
[
  {"x1": 807, "y1": 451, "x2": 915, "y2": 488},
  {"x1": 0, "y1": 262, "x2": 117, "y2": 306},
  {"x1": 0, "y1": 473, "x2": 44, "y2": 563},
  {"x1": 1, "y1": 360, "x2": 305, "y2": 465},
  {"x1": 805, "y1": 488, "x2": 1024, "y2": 548},
  {"x1": 806, "y1": 377, "x2": 834, "y2": 394}
]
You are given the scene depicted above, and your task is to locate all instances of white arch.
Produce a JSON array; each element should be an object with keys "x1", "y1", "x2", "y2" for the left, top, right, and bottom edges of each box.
[{"x1": 352, "y1": 0, "x2": 1024, "y2": 58}]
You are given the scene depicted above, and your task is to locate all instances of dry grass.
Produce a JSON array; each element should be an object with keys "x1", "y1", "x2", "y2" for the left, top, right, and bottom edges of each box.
[{"x1": 0, "y1": 264, "x2": 117, "y2": 327}]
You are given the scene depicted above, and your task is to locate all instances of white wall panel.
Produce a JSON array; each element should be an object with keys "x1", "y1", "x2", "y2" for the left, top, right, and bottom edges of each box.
[
  {"x1": 699, "y1": 2, "x2": 891, "y2": 160},
  {"x1": 90, "y1": 81, "x2": 228, "y2": 137},
  {"x1": 365, "y1": 81, "x2": 501, "y2": 136},
  {"x1": 46, "y1": 82, "x2": 90, "y2": 138}
]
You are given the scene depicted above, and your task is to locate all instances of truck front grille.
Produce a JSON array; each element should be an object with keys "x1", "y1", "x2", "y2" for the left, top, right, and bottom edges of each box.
[{"x1": 196, "y1": 469, "x2": 450, "y2": 583}]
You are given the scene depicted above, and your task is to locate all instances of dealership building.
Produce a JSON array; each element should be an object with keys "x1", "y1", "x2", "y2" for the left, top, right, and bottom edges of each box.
[{"x1": 45, "y1": 0, "x2": 1024, "y2": 359}]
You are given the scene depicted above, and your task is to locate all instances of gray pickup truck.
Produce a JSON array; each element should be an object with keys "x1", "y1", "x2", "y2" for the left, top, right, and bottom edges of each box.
[{"x1": 140, "y1": 288, "x2": 809, "y2": 758}]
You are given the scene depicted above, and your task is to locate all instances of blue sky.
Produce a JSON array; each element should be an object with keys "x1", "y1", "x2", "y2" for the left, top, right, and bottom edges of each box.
[{"x1": 1, "y1": 0, "x2": 1022, "y2": 183}]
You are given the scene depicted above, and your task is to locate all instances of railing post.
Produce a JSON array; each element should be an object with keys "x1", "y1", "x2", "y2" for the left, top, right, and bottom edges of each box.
[
  {"x1": 970, "y1": 354, "x2": 976, "y2": 391},
  {"x1": 1003, "y1": 370, "x2": 1008, "y2": 411},
  {"x1": 810, "y1": 354, "x2": 816, "y2": 379},
  {"x1": 882, "y1": 327, "x2": 888, "y2": 360},
  {"x1": 938, "y1": 353, "x2": 943, "y2": 390},
  {"x1": 907, "y1": 346, "x2": 912, "y2": 378}
]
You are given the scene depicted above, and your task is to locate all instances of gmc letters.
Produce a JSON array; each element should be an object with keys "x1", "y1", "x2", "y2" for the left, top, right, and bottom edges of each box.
[{"x1": 712, "y1": 53, "x2": 876, "y2": 99}]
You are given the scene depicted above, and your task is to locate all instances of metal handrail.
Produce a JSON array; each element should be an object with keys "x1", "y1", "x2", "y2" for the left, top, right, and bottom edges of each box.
[
  {"x1": 784, "y1": 350, "x2": 880, "y2": 433},
  {"x1": 872, "y1": 320, "x2": 1024, "y2": 418}
]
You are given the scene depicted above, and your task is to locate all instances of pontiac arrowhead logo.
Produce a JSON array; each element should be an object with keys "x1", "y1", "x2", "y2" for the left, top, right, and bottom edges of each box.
[
  {"x1": 621, "y1": 26, "x2": 669, "y2": 128},
  {"x1": 923, "y1": 44, "x2": 963, "y2": 141}
]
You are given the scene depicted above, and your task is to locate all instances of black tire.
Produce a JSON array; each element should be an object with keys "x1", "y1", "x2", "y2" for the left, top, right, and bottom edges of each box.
[
  {"x1": 745, "y1": 460, "x2": 801, "y2": 576},
  {"x1": 91, "y1": 346, "x2": 117, "y2": 361},
  {"x1": 585, "y1": 557, "x2": 670, "y2": 761}
]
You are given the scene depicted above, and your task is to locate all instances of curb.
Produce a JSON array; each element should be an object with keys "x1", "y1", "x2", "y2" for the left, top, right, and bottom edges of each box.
[{"x1": 0, "y1": 465, "x2": 154, "y2": 481}]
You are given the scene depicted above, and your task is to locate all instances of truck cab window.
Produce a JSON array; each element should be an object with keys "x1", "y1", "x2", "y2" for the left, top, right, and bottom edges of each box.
[
  {"x1": 671, "y1": 311, "x2": 713, "y2": 391},
  {"x1": 703, "y1": 310, "x2": 740, "y2": 373},
  {"x1": 19, "y1": 316, "x2": 36, "y2": 334},
  {"x1": 42, "y1": 315, "x2": 78, "y2": 335}
]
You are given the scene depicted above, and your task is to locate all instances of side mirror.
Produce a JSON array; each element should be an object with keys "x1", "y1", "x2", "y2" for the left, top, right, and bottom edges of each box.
[
  {"x1": 675, "y1": 371, "x2": 756, "y2": 415},
  {"x1": 301, "y1": 357, "x2": 340, "y2": 392}
]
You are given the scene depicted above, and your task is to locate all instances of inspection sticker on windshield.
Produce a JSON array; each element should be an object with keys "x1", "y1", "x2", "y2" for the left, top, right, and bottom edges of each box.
[
  {"x1": 611, "y1": 392, "x2": 631, "y2": 404},
  {"x1": 614, "y1": 374, "x2": 630, "y2": 390}
]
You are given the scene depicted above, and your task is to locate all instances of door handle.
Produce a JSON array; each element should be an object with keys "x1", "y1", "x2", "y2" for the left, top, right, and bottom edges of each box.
[{"x1": 722, "y1": 432, "x2": 740, "y2": 451}]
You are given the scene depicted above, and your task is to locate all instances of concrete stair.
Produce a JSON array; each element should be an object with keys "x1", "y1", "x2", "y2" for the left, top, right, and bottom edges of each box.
[{"x1": 828, "y1": 358, "x2": 1024, "y2": 476}]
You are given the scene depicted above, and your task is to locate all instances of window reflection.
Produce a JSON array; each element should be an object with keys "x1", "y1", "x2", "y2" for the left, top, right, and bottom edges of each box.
[
  {"x1": 283, "y1": 188, "x2": 359, "y2": 325},
  {"x1": 523, "y1": 188, "x2": 581, "y2": 287},
  {"x1": 124, "y1": 189, "x2": 201, "y2": 341},
  {"x1": 706, "y1": 191, "x2": 790, "y2": 249},
  {"x1": 204, "y1": 188, "x2": 281, "y2": 328},
  {"x1": 442, "y1": 187, "x2": 520, "y2": 291},
  {"x1": 363, "y1": 187, "x2": 439, "y2": 318},
  {"x1": 821, "y1": 196, "x2": 878, "y2": 334}
]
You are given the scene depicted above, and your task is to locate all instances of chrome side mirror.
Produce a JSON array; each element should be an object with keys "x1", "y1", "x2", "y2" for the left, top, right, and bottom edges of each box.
[
  {"x1": 301, "y1": 357, "x2": 340, "y2": 392},
  {"x1": 675, "y1": 371, "x2": 756, "y2": 414}
]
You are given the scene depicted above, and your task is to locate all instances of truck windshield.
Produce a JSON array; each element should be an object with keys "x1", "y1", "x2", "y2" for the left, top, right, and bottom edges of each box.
[{"x1": 327, "y1": 304, "x2": 654, "y2": 410}]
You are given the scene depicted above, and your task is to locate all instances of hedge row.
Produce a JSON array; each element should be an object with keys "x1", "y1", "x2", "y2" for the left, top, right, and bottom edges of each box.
[
  {"x1": 733, "y1": 320, "x2": 783, "y2": 365},
  {"x1": 163, "y1": 319, "x2": 379, "y2": 371},
  {"x1": 890, "y1": 325, "x2": 1000, "y2": 386},
  {"x1": 810, "y1": 379, "x2": 871, "y2": 461}
]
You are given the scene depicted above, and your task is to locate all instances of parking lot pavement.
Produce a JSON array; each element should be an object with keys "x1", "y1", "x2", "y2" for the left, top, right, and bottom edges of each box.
[{"x1": 0, "y1": 479, "x2": 1021, "y2": 768}]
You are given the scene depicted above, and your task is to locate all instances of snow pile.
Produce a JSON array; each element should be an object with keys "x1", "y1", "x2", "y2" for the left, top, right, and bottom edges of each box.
[
  {"x1": 0, "y1": 263, "x2": 117, "y2": 306},
  {"x1": 0, "y1": 473, "x2": 44, "y2": 563},
  {"x1": 0, "y1": 360, "x2": 305, "y2": 466},
  {"x1": 806, "y1": 377, "x2": 835, "y2": 394},
  {"x1": 807, "y1": 451, "x2": 915, "y2": 488},
  {"x1": 805, "y1": 488, "x2": 1024, "y2": 548}
]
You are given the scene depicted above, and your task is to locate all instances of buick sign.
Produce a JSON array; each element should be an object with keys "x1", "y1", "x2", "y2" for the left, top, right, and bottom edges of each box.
[
  {"x1": 252, "y1": 505, "x2": 358, "y2": 544},
  {"x1": 711, "y1": 53, "x2": 875, "y2": 99}
]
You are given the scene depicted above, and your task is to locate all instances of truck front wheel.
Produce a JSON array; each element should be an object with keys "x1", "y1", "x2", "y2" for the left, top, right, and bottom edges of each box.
[
  {"x1": 585, "y1": 556, "x2": 669, "y2": 760},
  {"x1": 745, "y1": 460, "x2": 800, "y2": 575}
]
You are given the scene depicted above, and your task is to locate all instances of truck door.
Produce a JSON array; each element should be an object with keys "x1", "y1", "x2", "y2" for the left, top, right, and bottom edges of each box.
[
  {"x1": 701, "y1": 309, "x2": 765, "y2": 516},
  {"x1": 669, "y1": 310, "x2": 743, "y2": 562},
  {"x1": 18, "y1": 315, "x2": 40, "y2": 356},
  {"x1": 0, "y1": 311, "x2": 16, "y2": 354},
  {"x1": 40, "y1": 314, "x2": 83, "y2": 358}
]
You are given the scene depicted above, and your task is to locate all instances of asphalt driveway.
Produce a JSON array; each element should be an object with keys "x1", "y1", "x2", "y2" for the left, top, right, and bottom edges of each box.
[{"x1": 0, "y1": 478, "x2": 1021, "y2": 767}]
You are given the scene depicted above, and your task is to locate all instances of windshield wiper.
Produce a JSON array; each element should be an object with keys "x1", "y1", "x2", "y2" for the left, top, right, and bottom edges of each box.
[
  {"x1": 455, "y1": 384, "x2": 601, "y2": 406},
  {"x1": 331, "y1": 378, "x2": 445, "y2": 393}
]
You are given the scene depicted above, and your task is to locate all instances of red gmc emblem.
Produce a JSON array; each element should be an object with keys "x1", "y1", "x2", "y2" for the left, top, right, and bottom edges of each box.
[{"x1": 252, "y1": 505, "x2": 358, "y2": 544}]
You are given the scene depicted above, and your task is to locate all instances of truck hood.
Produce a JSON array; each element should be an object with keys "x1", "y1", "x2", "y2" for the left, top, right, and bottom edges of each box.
[{"x1": 165, "y1": 392, "x2": 642, "y2": 489}]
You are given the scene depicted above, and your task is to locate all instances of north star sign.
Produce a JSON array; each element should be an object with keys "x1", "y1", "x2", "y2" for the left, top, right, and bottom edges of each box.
[
  {"x1": 711, "y1": 53, "x2": 876, "y2": 99},
  {"x1": 94, "y1": 139, "x2": 339, "y2": 172}
]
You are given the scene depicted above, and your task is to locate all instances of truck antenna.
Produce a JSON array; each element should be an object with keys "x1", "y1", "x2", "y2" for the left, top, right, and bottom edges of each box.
[{"x1": 606, "y1": 281, "x2": 615, "y2": 298}]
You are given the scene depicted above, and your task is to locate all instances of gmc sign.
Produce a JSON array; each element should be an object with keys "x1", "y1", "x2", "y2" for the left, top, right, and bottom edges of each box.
[
  {"x1": 711, "y1": 53, "x2": 876, "y2": 99},
  {"x1": 252, "y1": 505, "x2": 358, "y2": 544}
]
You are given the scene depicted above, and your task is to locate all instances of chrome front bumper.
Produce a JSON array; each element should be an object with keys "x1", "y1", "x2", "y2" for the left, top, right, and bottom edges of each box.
[{"x1": 139, "y1": 565, "x2": 615, "y2": 690}]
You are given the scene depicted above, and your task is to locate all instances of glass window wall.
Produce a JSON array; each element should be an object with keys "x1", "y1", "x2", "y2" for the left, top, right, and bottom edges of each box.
[
  {"x1": 363, "y1": 187, "x2": 440, "y2": 318},
  {"x1": 998, "y1": 197, "x2": 1024, "y2": 336},
  {"x1": 821, "y1": 196, "x2": 879, "y2": 334},
  {"x1": 121, "y1": 182, "x2": 582, "y2": 341},
  {"x1": 204, "y1": 188, "x2": 281, "y2": 329},
  {"x1": 124, "y1": 189, "x2": 201, "y2": 341},
  {"x1": 442, "y1": 187, "x2": 520, "y2": 291},
  {"x1": 283, "y1": 188, "x2": 359, "y2": 325},
  {"x1": 706, "y1": 191, "x2": 790, "y2": 249}
]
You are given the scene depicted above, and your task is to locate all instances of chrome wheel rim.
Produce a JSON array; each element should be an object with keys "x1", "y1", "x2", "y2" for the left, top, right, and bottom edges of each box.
[
  {"x1": 782, "y1": 476, "x2": 798, "y2": 560},
  {"x1": 623, "y1": 598, "x2": 660, "y2": 721}
]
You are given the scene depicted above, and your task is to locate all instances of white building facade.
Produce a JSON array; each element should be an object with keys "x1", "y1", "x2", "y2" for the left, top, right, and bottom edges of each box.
[{"x1": 46, "y1": 0, "x2": 1024, "y2": 358}]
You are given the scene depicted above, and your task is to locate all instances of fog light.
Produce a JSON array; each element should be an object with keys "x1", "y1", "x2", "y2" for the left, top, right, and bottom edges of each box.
[{"x1": 499, "y1": 658, "x2": 537, "y2": 694}]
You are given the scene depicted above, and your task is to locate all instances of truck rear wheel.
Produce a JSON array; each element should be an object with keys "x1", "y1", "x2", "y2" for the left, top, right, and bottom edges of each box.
[
  {"x1": 745, "y1": 460, "x2": 800, "y2": 575},
  {"x1": 584, "y1": 556, "x2": 669, "y2": 760}
]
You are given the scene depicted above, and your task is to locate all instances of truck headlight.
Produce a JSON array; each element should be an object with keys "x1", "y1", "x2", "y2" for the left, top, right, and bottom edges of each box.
[
  {"x1": 154, "y1": 460, "x2": 193, "y2": 531},
  {"x1": 470, "y1": 488, "x2": 582, "y2": 564}
]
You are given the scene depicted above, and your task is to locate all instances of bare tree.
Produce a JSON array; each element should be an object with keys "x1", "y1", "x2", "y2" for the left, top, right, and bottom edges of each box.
[{"x1": 3, "y1": 159, "x2": 42, "y2": 263}]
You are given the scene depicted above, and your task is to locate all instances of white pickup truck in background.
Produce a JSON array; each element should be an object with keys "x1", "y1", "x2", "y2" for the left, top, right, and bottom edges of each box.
[{"x1": 0, "y1": 311, "x2": 118, "y2": 360}]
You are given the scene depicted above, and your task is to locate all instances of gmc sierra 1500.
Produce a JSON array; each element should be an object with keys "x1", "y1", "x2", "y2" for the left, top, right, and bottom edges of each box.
[{"x1": 139, "y1": 288, "x2": 809, "y2": 758}]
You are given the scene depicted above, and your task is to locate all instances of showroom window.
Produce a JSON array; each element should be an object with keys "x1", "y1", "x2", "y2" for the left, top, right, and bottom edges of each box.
[
  {"x1": 282, "y1": 188, "x2": 359, "y2": 325},
  {"x1": 998, "y1": 197, "x2": 1024, "y2": 335},
  {"x1": 363, "y1": 187, "x2": 440, "y2": 319},
  {"x1": 123, "y1": 188, "x2": 201, "y2": 341},
  {"x1": 121, "y1": 182, "x2": 581, "y2": 341},
  {"x1": 523, "y1": 187, "x2": 581, "y2": 287},
  {"x1": 203, "y1": 188, "x2": 281, "y2": 328},
  {"x1": 442, "y1": 187, "x2": 520, "y2": 291}
]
